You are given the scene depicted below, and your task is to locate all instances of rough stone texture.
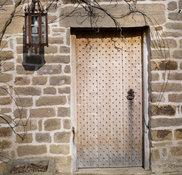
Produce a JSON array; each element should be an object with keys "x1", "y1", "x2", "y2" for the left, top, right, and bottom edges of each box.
[
  {"x1": 64, "y1": 65, "x2": 71, "y2": 73},
  {"x1": 151, "y1": 130, "x2": 172, "y2": 141},
  {"x1": 168, "y1": 72, "x2": 182, "y2": 80},
  {"x1": 37, "y1": 65, "x2": 62, "y2": 75},
  {"x1": 14, "y1": 77, "x2": 30, "y2": 85},
  {"x1": 151, "y1": 83, "x2": 182, "y2": 92},
  {"x1": 58, "y1": 87, "x2": 70, "y2": 94},
  {"x1": 167, "y1": 1, "x2": 177, "y2": 11},
  {"x1": 0, "y1": 127, "x2": 12, "y2": 137},
  {"x1": 54, "y1": 132, "x2": 71, "y2": 143},
  {"x1": 170, "y1": 146, "x2": 182, "y2": 156},
  {"x1": 0, "y1": 51, "x2": 13, "y2": 61},
  {"x1": 151, "y1": 105, "x2": 176, "y2": 116},
  {"x1": 14, "y1": 108, "x2": 27, "y2": 118},
  {"x1": 151, "y1": 149, "x2": 160, "y2": 161},
  {"x1": 15, "y1": 97, "x2": 33, "y2": 107},
  {"x1": 35, "y1": 133, "x2": 51, "y2": 143},
  {"x1": 36, "y1": 96, "x2": 66, "y2": 106},
  {"x1": 44, "y1": 119, "x2": 61, "y2": 131},
  {"x1": 169, "y1": 94, "x2": 182, "y2": 103},
  {"x1": 174, "y1": 129, "x2": 182, "y2": 139},
  {"x1": 50, "y1": 76, "x2": 71, "y2": 85},
  {"x1": 43, "y1": 87, "x2": 56, "y2": 94},
  {"x1": 58, "y1": 107, "x2": 70, "y2": 117},
  {"x1": 17, "y1": 145, "x2": 47, "y2": 156},
  {"x1": 0, "y1": 140, "x2": 12, "y2": 149},
  {"x1": 50, "y1": 144, "x2": 70, "y2": 154},
  {"x1": 0, "y1": 97, "x2": 12, "y2": 105},
  {"x1": 0, "y1": 73, "x2": 12, "y2": 83},
  {"x1": 63, "y1": 119, "x2": 71, "y2": 129},
  {"x1": 45, "y1": 55, "x2": 70, "y2": 63},
  {"x1": 16, "y1": 134, "x2": 33, "y2": 144},
  {"x1": 14, "y1": 87, "x2": 41, "y2": 96},
  {"x1": 168, "y1": 13, "x2": 182, "y2": 21},
  {"x1": 32, "y1": 76, "x2": 47, "y2": 85},
  {"x1": 30, "y1": 108, "x2": 56, "y2": 118},
  {"x1": 173, "y1": 50, "x2": 182, "y2": 59}
]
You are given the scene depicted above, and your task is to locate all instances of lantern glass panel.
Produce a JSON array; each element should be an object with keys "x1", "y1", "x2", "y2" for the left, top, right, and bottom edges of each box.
[
  {"x1": 41, "y1": 15, "x2": 46, "y2": 44},
  {"x1": 31, "y1": 15, "x2": 39, "y2": 44},
  {"x1": 25, "y1": 15, "x2": 29, "y2": 44}
]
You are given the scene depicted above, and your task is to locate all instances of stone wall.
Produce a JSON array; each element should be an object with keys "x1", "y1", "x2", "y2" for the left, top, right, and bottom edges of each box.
[{"x1": 0, "y1": 0, "x2": 182, "y2": 174}]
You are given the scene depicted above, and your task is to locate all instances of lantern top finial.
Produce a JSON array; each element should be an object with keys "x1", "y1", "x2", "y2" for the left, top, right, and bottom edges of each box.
[{"x1": 25, "y1": 0, "x2": 45, "y2": 13}]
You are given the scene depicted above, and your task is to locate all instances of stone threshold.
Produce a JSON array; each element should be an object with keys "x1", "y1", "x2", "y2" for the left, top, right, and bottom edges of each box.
[{"x1": 73, "y1": 167, "x2": 151, "y2": 175}]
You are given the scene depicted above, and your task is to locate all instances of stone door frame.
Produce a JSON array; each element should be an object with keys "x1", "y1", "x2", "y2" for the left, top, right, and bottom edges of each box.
[{"x1": 71, "y1": 27, "x2": 150, "y2": 171}]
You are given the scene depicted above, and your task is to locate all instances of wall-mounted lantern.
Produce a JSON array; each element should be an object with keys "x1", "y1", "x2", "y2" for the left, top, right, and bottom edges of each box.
[{"x1": 24, "y1": 0, "x2": 48, "y2": 47}]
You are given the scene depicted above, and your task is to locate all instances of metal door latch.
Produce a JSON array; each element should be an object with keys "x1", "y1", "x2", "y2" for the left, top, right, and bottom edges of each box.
[{"x1": 127, "y1": 89, "x2": 135, "y2": 100}]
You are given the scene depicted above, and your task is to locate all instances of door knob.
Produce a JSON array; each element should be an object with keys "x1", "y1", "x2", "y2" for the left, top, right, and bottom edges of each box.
[{"x1": 127, "y1": 89, "x2": 135, "y2": 100}]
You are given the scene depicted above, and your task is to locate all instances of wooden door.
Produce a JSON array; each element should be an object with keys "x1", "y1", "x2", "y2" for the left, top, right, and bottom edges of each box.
[{"x1": 76, "y1": 31, "x2": 143, "y2": 168}]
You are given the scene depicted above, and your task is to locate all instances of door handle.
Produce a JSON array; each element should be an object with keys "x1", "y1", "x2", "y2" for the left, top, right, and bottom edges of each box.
[{"x1": 127, "y1": 89, "x2": 135, "y2": 100}]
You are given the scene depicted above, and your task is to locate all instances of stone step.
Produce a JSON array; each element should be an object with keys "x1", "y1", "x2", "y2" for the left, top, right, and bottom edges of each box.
[{"x1": 73, "y1": 168, "x2": 151, "y2": 175}]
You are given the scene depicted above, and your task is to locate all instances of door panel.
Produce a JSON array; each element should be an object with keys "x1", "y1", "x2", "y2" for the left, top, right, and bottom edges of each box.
[{"x1": 76, "y1": 32, "x2": 143, "y2": 168}]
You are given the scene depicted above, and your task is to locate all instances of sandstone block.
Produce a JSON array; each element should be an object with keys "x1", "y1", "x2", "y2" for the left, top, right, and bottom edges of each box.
[
  {"x1": 180, "y1": 39, "x2": 182, "y2": 48},
  {"x1": 0, "y1": 127, "x2": 12, "y2": 137},
  {"x1": 0, "y1": 73, "x2": 12, "y2": 83},
  {"x1": 36, "y1": 96, "x2": 66, "y2": 106},
  {"x1": 63, "y1": 119, "x2": 71, "y2": 129},
  {"x1": 151, "y1": 39, "x2": 177, "y2": 48},
  {"x1": 0, "y1": 86, "x2": 8, "y2": 96},
  {"x1": 52, "y1": 28, "x2": 65, "y2": 33},
  {"x1": 162, "y1": 31, "x2": 182, "y2": 38},
  {"x1": 45, "y1": 55, "x2": 70, "y2": 63},
  {"x1": 169, "y1": 94, "x2": 182, "y2": 103},
  {"x1": 0, "y1": 51, "x2": 13, "y2": 61},
  {"x1": 0, "y1": 140, "x2": 12, "y2": 149},
  {"x1": 16, "y1": 120, "x2": 37, "y2": 132},
  {"x1": 165, "y1": 23, "x2": 182, "y2": 30},
  {"x1": 150, "y1": 60, "x2": 177, "y2": 71},
  {"x1": 0, "y1": 108, "x2": 11, "y2": 113},
  {"x1": 3, "y1": 62, "x2": 14, "y2": 71},
  {"x1": 16, "y1": 65, "x2": 34, "y2": 75},
  {"x1": 14, "y1": 108, "x2": 27, "y2": 118},
  {"x1": 180, "y1": 0, "x2": 182, "y2": 9},
  {"x1": 50, "y1": 144, "x2": 70, "y2": 154},
  {"x1": 54, "y1": 132, "x2": 71, "y2": 143},
  {"x1": 49, "y1": 37, "x2": 64, "y2": 45},
  {"x1": 58, "y1": 87, "x2": 70, "y2": 94},
  {"x1": 64, "y1": 65, "x2": 71, "y2": 73},
  {"x1": 170, "y1": 146, "x2": 182, "y2": 156},
  {"x1": 150, "y1": 93, "x2": 165, "y2": 103},
  {"x1": 150, "y1": 73, "x2": 159, "y2": 81},
  {"x1": 43, "y1": 87, "x2": 56, "y2": 94},
  {"x1": 15, "y1": 77, "x2": 30, "y2": 85},
  {"x1": 17, "y1": 145, "x2": 47, "y2": 156},
  {"x1": 16, "y1": 46, "x2": 23, "y2": 54},
  {"x1": 37, "y1": 65, "x2": 62, "y2": 75},
  {"x1": 151, "y1": 118, "x2": 182, "y2": 128},
  {"x1": 151, "y1": 129, "x2": 172, "y2": 141},
  {"x1": 168, "y1": 72, "x2": 182, "y2": 80},
  {"x1": 32, "y1": 76, "x2": 47, "y2": 85},
  {"x1": 0, "y1": 97, "x2": 12, "y2": 105},
  {"x1": 173, "y1": 50, "x2": 182, "y2": 59},
  {"x1": 38, "y1": 120, "x2": 42, "y2": 131},
  {"x1": 168, "y1": 12, "x2": 182, "y2": 21},
  {"x1": 151, "y1": 105, "x2": 176, "y2": 116},
  {"x1": 35, "y1": 133, "x2": 51, "y2": 143},
  {"x1": 58, "y1": 107, "x2": 70, "y2": 117},
  {"x1": 50, "y1": 76, "x2": 71, "y2": 85},
  {"x1": 174, "y1": 129, "x2": 182, "y2": 139},
  {"x1": 14, "y1": 87, "x2": 41, "y2": 96},
  {"x1": 16, "y1": 37, "x2": 23, "y2": 44},
  {"x1": 16, "y1": 133, "x2": 33, "y2": 144},
  {"x1": 151, "y1": 83, "x2": 182, "y2": 92},
  {"x1": 168, "y1": 1, "x2": 177, "y2": 11},
  {"x1": 151, "y1": 149, "x2": 160, "y2": 161},
  {"x1": 60, "y1": 46, "x2": 70, "y2": 53},
  {"x1": 44, "y1": 46, "x2": 58, "y2": 54},
  {"x1": 44, "y1": 119, "x2": 61, "y2": 131},
  {"x1": 15, "y1": 97, "x2": 33, "y2": 107},
  {"x1": 30, "y1": 108, "x2": 56, "y2": 118}
]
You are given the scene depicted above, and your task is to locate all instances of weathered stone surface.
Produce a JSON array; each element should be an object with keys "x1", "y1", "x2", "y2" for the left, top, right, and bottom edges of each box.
[
  {"x1": 38, "y1": 120, "x2": 42, "y2": 131},
  {"x1": 151, "y1": 39, "x2": 177, "y2": 48},
  {"x1": 16, "y1": 65, "x2": 34, "y2": 74},
  {"x1": 32, "y1": 76, "x2": 47, "y2": 85},
  {"x1": 169, "y1": 94, "x2": 182, "y2": 102},
  {"x1": 151, "y1": 149, "x2": 160, "y2": 161},
  {"x1": 37, "y1": 65, "x2": 62, "y2": 75},
  {"x1": 30, "y1": 108, "x2": 56, "y2": 118},
  {"x1": 165, "y1": 22, "x2": 182, "y2": 30},
  {"x1": 170, "y1": 146, "x2": 182, "y2": 156},
  {"x1": 63, "y1": 119, "x2": 71, "y2": 129},
  {"x1": 0, "y1": 97, "x2": 12, "y2": 105},
  {"x1": 0, "y1": 140, "x2": 12, "y2": 149},
  {"x1": 151, "y1": 118, "x2": 182, "y2": 128},
  {"x1": 168, "y1": 1, "x2": 177, "y2": 11},
  {"x1": 162, "y1": 31, "x2": 182, "y2": 38},
  {"x1": 0, "y1": 51, "x2": 13, "y2": 61},
  {"x1": 151, "y1": 105, "x2": 176, "y2": 116},
  {"x1": 50, "y1": 144, "x2": 70, "y2": 154},
  {"x1": 14, "y1": 87, "x2": 41, "y2": 96},
  {"x1": 150, "y1": 60, "x2": 177, "y2": 71},
  {"x1": 45, "y1": 55, "x2": 70, "y2": 63},
  {"x1": 58, "y1": 107, "x2": 70, "y2": 117},
  {"x1": 3, "y1": 62, "x2": 14, "y2": 71},
  {"x1": 52, "y1": 28, "x2": 65, "y2": 33},
  {"x1": 54, "y1": 132, "x2": 71, "y2": 143},
  {"x1": 151, "y1": 130, "x2": 172, "y2": 141},
  {"x1": 50, "y1": 76, "x2": 71, "y2": 85},
  {"x1": 150, "y1": 93, "x2": 165, "y2": 103},
  {"x1": 64, "y1": 65, "x2": 71, "y2": 73},
  {"x1": 16, "y1": 120, "x2": 37, "y2": 132},
  {"x1": 151, "y1": 50, "x2": 170, "y2": 59},
  {"x1": 180, "y1": 39, "x2": 182, "y2": 48},
  {"x1": 173, "y1": 50, "x2": 182, "y2": 59},
  {"x1": 44, "y1": 119, "x2": 61, "y2": 131},
  {"x1": 58, "y1": 87, "x2": 70, "y2": 94},
  {"x1": 0, "y1": 86, "x2": 8, "y2": 96},
  {"x1": 60, "y1": 46, "x2": 70, "y2": 53},
  {"x1": 16, "y1": 37, "x2": 23, "y2": 44},
  {"x1": 150, "y1": 73, "x2": 159, "y2": 81},
  {"x1": 15, "y1": 97, "x2": 33, "y2": 107},
  {"x1": 44, "y1": 87, "x2": 56, "y2": 94},
  {"x1": 0, "y1": 73, "x2": 12, "y2": 83},
  {"x1": 36, "y1": 96, "x2": 66, "y2": 106},
  {"x1": 14, "y1": 108, "x2": 27, "y2": 118},
  {"x1": 174, "y1": 129, "x2": 182, "y2": 139},
  {"x1": 44, "y1": 46, "x2": 58, "y2": 54},
  {"x1": 16, "y1": 46, "x2": 23, "y2": 54},
  {"x1": 17, "y1": 145, "x2": 47, "y2": 156},
  {"x1": 180, "y1": 0, "x2": 182, "y2": 9},
  {"x1": 0, "y1": 127, "x2": 12, "y2": 137},
  {"x1": 15, "y1": 76, "x2": 30, "y2": 85},
  {"x1": 168, "y1": 72, "x2": 182, "y2": 80},
  {"x1": 168, "y1": 12, "x2": 182, "y2": 21},
  {"x1": 16, "y1": 134, "x2": 33, "y2": 144},
  {"x1": 35, "y1": 133, "x2": 51, "y2": 143},
  {"x1": 151, "y1": 83, "x2": 182, "y2": 92}
]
